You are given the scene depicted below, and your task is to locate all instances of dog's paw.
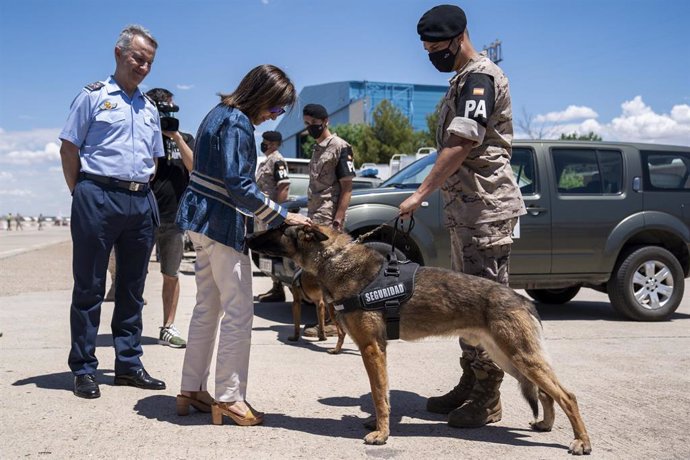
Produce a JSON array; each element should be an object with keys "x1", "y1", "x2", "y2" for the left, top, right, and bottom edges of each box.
[
  {"x1": 530, "y1": 420, "x2": 553, "y2": 432},
  {"x1": 363, "y1": 430, "x2": 388, "y2": 445},
  {"x1": 568, "y1": 438, "x2": 592, "y2": 455},
  {"x1": 287, "y1": 335, "x2": 299, "y2": 342},
  {"x1": 327, "y1": 347, "x2": 341, "y2": 355},
  {"x1": 318, "y1": 335, "x2": 327, "y2": 341}
]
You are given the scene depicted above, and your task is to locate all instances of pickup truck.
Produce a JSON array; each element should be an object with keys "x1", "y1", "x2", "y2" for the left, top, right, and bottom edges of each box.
[{"x1": 256, "y1": 140, "x2": 690, "y2": 321}]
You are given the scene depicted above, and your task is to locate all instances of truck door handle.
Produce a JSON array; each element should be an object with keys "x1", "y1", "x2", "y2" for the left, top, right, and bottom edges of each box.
[{"x1": 526, "y1": 205, "x2": 547, "y2": 216}]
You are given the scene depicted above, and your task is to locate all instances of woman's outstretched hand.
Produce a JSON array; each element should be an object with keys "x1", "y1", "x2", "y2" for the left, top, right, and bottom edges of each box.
[{"x1": 285, "y1": 213, "x2": 312, "y2": 227}]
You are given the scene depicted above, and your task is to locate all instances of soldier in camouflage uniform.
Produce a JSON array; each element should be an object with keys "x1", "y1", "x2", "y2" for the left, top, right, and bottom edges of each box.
[
  {"x1": 255, "y1": 131, "x2": 291, "y2": 302},
  {"x1": 400, "y1": 5, "x2": 526, "y2": 428},
  {"x1": 301, "y1": 103, "x2": 357, "y2": 337},
  {"x1": 303, "y1": 103, "x2": 356, "y2": 228}
]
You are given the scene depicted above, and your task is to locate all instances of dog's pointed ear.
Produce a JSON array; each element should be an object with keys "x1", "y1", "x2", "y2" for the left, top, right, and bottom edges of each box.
[
  {"x1": 297, "y1": 225, "x2": 329, "y2": 243},
  {"x1": 311, "y1": 227, "x2": 329, "y2": 242}
]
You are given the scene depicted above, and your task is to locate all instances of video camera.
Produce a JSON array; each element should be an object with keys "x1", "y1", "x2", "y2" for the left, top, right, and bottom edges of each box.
[{"x1": 154, "y1": 101, "x2": 180, "y2": 131}]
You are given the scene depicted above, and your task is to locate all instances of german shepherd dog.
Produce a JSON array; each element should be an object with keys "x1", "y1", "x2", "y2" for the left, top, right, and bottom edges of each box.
[
  {"x1": 246, "y1": 224, "x2": 591, "y2": 455},
  {"x1": 288, "y1": 271, "x2": 346, "y2": 353}
]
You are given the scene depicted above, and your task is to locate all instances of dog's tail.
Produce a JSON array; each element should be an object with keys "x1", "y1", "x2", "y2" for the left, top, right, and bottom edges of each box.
[{"x1": 518, "y1": 377, "x2": 540, "y2": 420}]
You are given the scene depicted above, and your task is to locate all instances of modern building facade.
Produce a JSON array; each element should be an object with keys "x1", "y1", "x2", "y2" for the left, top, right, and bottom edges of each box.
[{"x1": 276, "y1": 80, "x2": 447, "y2": 158}]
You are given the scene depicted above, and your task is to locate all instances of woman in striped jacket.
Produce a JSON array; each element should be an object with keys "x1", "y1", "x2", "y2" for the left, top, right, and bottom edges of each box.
[{"x1": 175, "y1": 64, "x2": 311, "y2": 426}]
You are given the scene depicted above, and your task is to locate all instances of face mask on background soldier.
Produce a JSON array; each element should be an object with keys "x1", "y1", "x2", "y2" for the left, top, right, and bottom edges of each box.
[
  {"x1": 307, "y1": 123, "x2": 325, "y2": 139},
  {"x1": 428, "y1": 37, "x2": 460, "y2": 72}
]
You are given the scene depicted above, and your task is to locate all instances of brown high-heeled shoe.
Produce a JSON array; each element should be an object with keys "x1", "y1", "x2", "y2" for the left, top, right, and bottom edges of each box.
[
  {"x1": 176, "y1": 391, "x2": 214, "y2": 415},
  {"x1": 211, "y1": 401, "x2": 263, "y2": 426}
]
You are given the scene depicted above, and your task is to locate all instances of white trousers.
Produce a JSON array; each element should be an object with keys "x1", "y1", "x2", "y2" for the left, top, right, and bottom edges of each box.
[{"x1": 180, "y1": 231, "x2": 253, "y2": 402}]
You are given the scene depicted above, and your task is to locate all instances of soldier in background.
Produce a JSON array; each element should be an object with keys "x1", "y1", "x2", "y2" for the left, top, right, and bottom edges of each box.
[
  {"x1": 254, "y1": 130, "x2": 290, "y2": 302},
  {"x1": 303, "y1": 103, "x2": 356, "y2": 229},
  {"x1": 399, "y1": 5, "x2": 526, "y2": 428},
  {"x1": 301, "y1": 103, "x2": 356, "y2": 337}
]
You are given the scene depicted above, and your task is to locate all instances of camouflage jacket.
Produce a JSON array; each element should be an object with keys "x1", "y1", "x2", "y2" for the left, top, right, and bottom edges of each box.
[
  {"x1": 307, "y1": 134, "x2": 355, "y2": 224},
  {"x1": 437, "y1": 52, "x2": 526, "y2": 226},
  {"x1": 256, "y1": 151, "x2": 290, "y2": 202}
]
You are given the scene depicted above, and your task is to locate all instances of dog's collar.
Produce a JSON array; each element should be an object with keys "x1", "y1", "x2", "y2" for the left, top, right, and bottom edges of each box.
[{"x1": 334, "y1": 256, "x2": 419, "y2": 340}]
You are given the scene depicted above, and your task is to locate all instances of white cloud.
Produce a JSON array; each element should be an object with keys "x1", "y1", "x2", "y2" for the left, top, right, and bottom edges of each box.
[
  {"x1": 671, "y1": 105, "x2": 690, "y2": 123},
  {"x1": 525, "y1": 96, "x2": 690, "y2": 146},
  {"x1": 0, "y1": 189, "x2": 33, "y2": 197},
  {"x1": 0, "y1": 141, "x2": 61, "y2": 165},
  {"x1": 0, "y1": 128, "x2": 70, "y2": 215},
  {"x1": 534, "y1": 105, "x2": 599, "y2": 123},
  {"x1": 176, "y1": 84, "x2": 194, "y2": 90},
  {"x1": 261, "y1": 0, "x2": 269, "y2": 4}
]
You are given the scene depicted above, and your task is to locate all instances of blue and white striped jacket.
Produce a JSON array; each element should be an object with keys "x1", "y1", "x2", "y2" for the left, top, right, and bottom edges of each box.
[{"x1": 175, "y1": 103, "x2": 286, "y2": 252}]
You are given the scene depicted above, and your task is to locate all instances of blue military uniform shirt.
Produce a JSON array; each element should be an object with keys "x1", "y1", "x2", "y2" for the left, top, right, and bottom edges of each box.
[{"x1": 59, "y1": 76, "x2": 165, "y2": 182}]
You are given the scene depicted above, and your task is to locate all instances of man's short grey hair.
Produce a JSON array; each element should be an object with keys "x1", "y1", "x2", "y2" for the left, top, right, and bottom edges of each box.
[{"x1": 115, "y1": 24, "x2": 158, "y2": 51}]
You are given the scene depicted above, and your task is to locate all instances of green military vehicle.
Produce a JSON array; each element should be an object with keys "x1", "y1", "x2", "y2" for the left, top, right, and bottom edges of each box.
[{"x1": 261, "y1": 140, "x2": 690, "y2": 321}]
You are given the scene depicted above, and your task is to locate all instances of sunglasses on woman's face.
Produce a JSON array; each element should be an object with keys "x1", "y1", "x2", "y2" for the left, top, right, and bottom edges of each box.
[{"x1": 268, "y1": 107, "x2": 286, "y2": 116}]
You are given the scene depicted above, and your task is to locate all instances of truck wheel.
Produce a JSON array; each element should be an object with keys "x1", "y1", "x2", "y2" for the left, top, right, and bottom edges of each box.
[
  {"x1": 607, "y1": 246, "x2": 684, "y2": 321},
  {"x1": 364, "y1": 241, "x2": 408, "y2": 261},
  {"x1": 525, "y1": 287, "x2": 581, "y2": 304}
]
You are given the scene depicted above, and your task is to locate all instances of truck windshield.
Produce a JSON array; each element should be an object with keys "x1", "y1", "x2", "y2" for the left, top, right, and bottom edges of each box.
[{"x1": 381, "y1": 152, "x2": 438, "y2": 188}]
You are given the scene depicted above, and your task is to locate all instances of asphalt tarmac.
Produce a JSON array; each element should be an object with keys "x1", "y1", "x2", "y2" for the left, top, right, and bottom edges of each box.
[{"x1": 1, "y1": 227, "x2": 689, "y2": 459}]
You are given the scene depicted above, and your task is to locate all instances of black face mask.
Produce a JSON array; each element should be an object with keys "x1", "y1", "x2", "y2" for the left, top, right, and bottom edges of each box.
[
  {"x1": 307, "y1": 123, "x2": 325, "y2": 139},
  {"x1": 428, "y1": 40, "x2": 459, "y2": 73},
  {"x1": 260, "y1": 142, "x2": 268, "y2": 153}
]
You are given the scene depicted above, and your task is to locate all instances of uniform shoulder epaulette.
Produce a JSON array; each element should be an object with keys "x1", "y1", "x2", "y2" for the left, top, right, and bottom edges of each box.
[{"x1": 84, "y1": 81, "x2": 105, "y2": 92}]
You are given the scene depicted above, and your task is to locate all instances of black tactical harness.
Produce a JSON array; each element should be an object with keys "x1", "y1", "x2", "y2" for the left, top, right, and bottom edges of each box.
[{"x1": 334, "y1": 254, "x2": 419, "y2": 340}]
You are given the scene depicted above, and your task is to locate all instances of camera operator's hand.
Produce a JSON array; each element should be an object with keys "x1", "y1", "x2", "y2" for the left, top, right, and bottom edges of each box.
[
  {"x1": 162, "y1": 130, "x2": 181, "y2": 141},
  {"x1": 162, "y1": 130, "x2": 194, "y2": 172}
]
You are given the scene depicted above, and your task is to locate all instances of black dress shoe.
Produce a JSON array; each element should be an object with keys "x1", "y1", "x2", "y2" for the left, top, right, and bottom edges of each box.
[
  {"x1": 74, "y1": 374, "x2": 100, "y2": 399},
  {"x1": 114, "y1": 368, "x2": 166, "y2": 390}
]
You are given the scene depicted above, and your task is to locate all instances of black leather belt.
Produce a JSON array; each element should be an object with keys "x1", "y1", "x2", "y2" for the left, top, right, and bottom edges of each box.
[{"x1": 81, "y1": 172, "x2": 150, "y2": 193}]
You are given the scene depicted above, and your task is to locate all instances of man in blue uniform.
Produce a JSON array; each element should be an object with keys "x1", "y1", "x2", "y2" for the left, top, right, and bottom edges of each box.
[{"x1": 59, "y1": 24, "x2": 167, "y2": 399}]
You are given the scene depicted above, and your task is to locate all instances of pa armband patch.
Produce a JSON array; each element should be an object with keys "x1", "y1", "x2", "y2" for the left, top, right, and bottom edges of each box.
[
  {"x1": 273, "y1": 160, "x2": 289, "y2": 182},
  {"x1": 336, "y1": 146, "x2": 356, "y2": 179},
  {"x1": 84, "y1": 81, "x2": 105, "y2": 92},
  {"x1": 455, "y1": 73, "x2": 495, "y2": 127}
]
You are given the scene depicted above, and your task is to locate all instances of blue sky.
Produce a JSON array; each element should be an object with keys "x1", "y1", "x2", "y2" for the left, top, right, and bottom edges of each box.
[{"x1": 1, "y1": 0, "x2": 689, "y2": 216}]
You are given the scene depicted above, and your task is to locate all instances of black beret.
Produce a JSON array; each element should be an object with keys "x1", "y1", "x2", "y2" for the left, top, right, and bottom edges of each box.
[
  {"x1": 302, "y1": 103, "x2": 328, "y2": 120},
  {"x1": 262, "y1": 130, "x2": 282, "y2": 143},
  {"x1": 417, "y1": 4, "x2": 467, "y2": 42}
]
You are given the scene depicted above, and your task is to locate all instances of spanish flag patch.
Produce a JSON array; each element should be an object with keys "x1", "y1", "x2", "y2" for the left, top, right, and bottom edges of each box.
[{"x1": 472, "y1": 87, "x2": 485, "y2": 96}]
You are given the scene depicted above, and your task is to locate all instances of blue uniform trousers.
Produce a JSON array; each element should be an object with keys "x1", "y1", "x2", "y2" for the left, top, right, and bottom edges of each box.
[{"x1": 68, "y1": 178, "x2": 158, "y2": 376}]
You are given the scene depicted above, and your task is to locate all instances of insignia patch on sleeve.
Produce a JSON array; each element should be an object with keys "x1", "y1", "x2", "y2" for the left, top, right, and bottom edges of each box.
[
  {"x1": 273, "y1": 161, "x2": 289, "y2": 182},
  {"x1": 336, "y1": 146, "x2": 356, "y2": 179},
  {"x1": 455, "y1": 73, "x2": 496, "y2": 127}
]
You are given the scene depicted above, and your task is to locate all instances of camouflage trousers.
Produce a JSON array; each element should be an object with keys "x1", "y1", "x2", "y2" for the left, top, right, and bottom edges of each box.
[{"x1": 450, "y1": 217, "x2": 517, "y2": 372}]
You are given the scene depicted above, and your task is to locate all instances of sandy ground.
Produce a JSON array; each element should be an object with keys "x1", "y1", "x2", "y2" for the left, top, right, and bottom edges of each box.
[{"x1": 1, "y1": 235, "x2": 689, "y2": 459}]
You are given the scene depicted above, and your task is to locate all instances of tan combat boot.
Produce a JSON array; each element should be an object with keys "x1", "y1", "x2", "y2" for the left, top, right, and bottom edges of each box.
[
  {"x1": 426, "y1": 356, "x2": 476, "y2": 414},
  {"x1": 447, "y1": 364, "x2": 504, "y2": 428}
]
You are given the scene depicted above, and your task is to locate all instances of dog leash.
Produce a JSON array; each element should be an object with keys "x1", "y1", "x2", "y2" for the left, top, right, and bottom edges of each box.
[
  {"x1": 351, "y1": 214, "x2": 416, "y2": 249},
  {"x1": 389, "y1": 215, "x2": 415, "y2": 258}
]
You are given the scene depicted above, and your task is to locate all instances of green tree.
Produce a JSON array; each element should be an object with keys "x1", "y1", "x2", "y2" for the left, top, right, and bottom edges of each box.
[
  {"x1": 331, "y1": 123, "x2": 367, "y2": 166},
  {"x1": 300, "y1": 133, "x2": 315, "y2": 159},
  {"x1": 559, "y1": 131, "x2": 603, "y2": 141},
  {"x1": 416, "y1": 99, "x2": 441, "y2": 148},
  {"x1": 361, "y1": 99, "x2": 418, "y2": 163}
]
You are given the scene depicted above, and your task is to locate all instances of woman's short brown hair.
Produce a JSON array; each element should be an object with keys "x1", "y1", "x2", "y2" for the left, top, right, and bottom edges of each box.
[{"x1": 220, "y1": 65, "x2": 296, "y2": 122}]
